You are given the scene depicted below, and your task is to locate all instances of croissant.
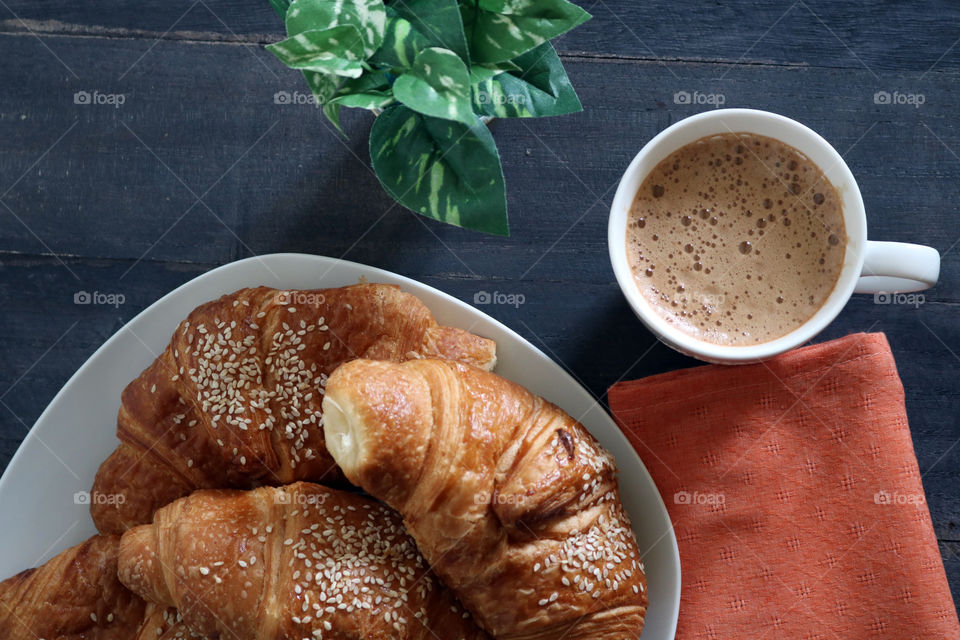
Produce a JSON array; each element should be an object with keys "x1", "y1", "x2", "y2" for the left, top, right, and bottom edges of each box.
[
  {"x1": 322, "y1": 359, "x2": 649, "y2": 639},
  {"x1": 118, "y1": 482, "x2": 489, "y2": 640},
  {"x1": 0, "y1": 533, "x2": 199, "y2": 640},
  {"x1": 93, "y1": 284, "x2": 497, "y2": 534},
  {"x1": 137, "y1": 606, "x2": 207, "y2": 639}
]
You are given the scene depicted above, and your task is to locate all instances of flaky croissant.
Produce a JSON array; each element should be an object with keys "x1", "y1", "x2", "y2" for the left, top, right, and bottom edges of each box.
[
  {"x1": 93, "y1": 284, "x2": 497, "y2": 534},
  {"x1": 0, "y1": 533, "x2": 199, "y2": 640},
  {"x1": 323, "y1": 359, "x2": 649, "y2": 640},
  {"x1": 118, "y1": 482, "x2": 489, "y2": 640}
]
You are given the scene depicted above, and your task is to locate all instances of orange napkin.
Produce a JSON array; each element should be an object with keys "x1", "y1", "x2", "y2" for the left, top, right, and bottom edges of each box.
[{"x1": 609, "y1": 333, "x2": 959, "y2": 639}]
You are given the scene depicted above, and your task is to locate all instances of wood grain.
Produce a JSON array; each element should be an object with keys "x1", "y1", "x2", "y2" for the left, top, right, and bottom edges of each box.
[
  {"x1": 0, "y1": 3, "x2": 957, "y2": 609},
  {"x1": 1, "y1": 0, "x2": 959, "y2": 72}
]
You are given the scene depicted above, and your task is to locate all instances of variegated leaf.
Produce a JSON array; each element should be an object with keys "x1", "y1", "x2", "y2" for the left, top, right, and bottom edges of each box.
[
  {"x1": 266, "y1": 25, "x2": 367, "y2": 78},
  {"x1": 323, "y1": 101, "x2": 344, "y2": 133},
  {"x1": 301, "y1": 69, "x2": 340, "y2": 103},
  {"x1": 336, "y1": 70, "x2": 391, "y2": 95},
  {"x1": 472, "y1": 41, "x2": 582, "y2": 118},
  {"x1": 371, "y1": 0, "x2": 468, "y2": 71},
  {"x1": 370, "y1": 105, "x2": 508, "y2": 236},
  {"x1": 469, "y1": 60, "x2": 521, "y2": 84},
  {"x1": 330, "y1": 92, "x2": 393, "y2": 109},
  {"x1": 392, "y1": 47, "x2": 473, "y2": 125},
  {"x1": 462, "y1": 0, "x2": 591, "y2": 64},
  {"x1": 268, "y1": 0, "x2": 291, "y2": 19},
  {"x1": 312, "y1": 69, "x2": 393, "y2": 136},
  {"x1": 285, "y1": 0, "x2": 386, "y2": 59},
  {"x1": 316, "y1": 71, "x2": 393, "y2": 133}
]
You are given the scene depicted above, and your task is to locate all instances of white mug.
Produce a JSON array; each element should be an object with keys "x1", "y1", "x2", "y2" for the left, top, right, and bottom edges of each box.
[{"x1": 608, "y1": 108, "x2": 940, "y2": 364}]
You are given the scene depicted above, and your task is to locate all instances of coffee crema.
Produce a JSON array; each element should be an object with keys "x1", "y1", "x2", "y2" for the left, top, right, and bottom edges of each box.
[{"x1": 626, "y1": 132, "x2": 846, "y2": 346}]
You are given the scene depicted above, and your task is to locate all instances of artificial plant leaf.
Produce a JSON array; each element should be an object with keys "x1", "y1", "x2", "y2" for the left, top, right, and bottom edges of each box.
[
  {"x1": 267, "y1": 26, "x2": 368, "y2": 77},
  {"x1": 316, "y1": 70, "x2": 394, "y2": 134},
  {"x1": 369, "y1": 105, "x2": 508, "y2": 235},
  {"x1": 300, "y1": 69, "x2": 340, "y2": 103},
  {"x1": 370, "y1": 10, "x2": 423, "y2": 69},
  {"x1": 472, "y1": 41, "x2": 582, "y2": 117},
  {"x1": 337, "y1": 69, "x2": 392, "y2": 94},
  {"x1": 370, "y1": 0, "x2": 468, "y2": 71},
  {"x1": 323, "y1": 101, "x2": 344, "y2": 134},
  {"x1": 392, "y1": 0, "x2": 469, "y2": 63},
  {"x1": 468, "y1": 61, "x2": 520, "y2": 84},
  {"x1": 268, "y1": 0, "x2": 291, "y2": 20},
  {"x1": 461, "y1": 0, "x2": 591, "y2": 64},
  {"x1": 469, "y1": 66, "x2": 504, "y2": 85},
  {"x1": 331, "y1": 93, "x2": 394, "y2": 109},
  {"x1": 392, "y1": 47, "x2": 473, "y2": 125},
  {"x1": 285, "y1": 0, "x2": 386, "y2": 58}
]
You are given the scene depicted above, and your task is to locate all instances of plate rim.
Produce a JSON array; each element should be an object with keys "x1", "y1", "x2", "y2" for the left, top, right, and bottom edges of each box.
[{"x1": 0, "y1": 252, "x2": 680, "y2": 639}]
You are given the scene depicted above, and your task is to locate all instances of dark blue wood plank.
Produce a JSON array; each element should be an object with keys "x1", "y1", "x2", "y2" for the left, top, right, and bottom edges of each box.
[
  {"x1": 1, "y1": 33, "x2": 959, "y2": 268},
  {"x1": 2, "y1": 0, "x2": 960, "y2": 72}
]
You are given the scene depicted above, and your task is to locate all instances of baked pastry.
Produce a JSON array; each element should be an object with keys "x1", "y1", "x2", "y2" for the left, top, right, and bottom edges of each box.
[
  {"x1": 92, "y1": 284, "x2": 497, "y2": 534},
  {"x1": 118, "y1": 482, "x2": 489, "y2": 640},
  {"x1": 322, "y1": 359, "x2": 648, "y2": 639},
  {"x1": 137, "y1": 606, "x2": 206, "y2": 639},
  {"x1": 0, "y1": 533, "x2": 197, "y2": 640}
]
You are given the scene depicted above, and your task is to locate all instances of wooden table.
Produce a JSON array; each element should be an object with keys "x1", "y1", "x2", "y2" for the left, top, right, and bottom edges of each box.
[{"x1": 1, "y1": 0, "x2": 957, "y2": 610}]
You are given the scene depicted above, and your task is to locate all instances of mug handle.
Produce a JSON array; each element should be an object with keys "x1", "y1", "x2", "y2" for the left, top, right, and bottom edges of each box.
[{"x1": 854, "y1": 241, "x2": 940, "y2": 294}]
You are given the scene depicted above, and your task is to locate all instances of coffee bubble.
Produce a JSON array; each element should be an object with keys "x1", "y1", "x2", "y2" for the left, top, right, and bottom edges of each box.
[{"x1": 626, "y1": 132, "x2": 846, "y2": 346}]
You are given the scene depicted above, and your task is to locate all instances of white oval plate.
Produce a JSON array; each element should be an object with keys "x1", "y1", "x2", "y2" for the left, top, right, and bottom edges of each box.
[{"x1": 0, "y1": 253, "x2": 679, "y2": 639}]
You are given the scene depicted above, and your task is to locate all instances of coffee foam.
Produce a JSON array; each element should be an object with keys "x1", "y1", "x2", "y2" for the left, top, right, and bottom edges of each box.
[{"x1": 626, "y1": 132, "x2": 845, "y2": 346}]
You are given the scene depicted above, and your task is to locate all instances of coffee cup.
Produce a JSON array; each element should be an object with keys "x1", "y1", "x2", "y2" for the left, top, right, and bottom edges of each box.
[{"x1": 608, "y1": 108, "x2": 940, "y2": 364}]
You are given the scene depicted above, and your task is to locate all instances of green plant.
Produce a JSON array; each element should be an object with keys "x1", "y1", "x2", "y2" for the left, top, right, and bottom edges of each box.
[{"x1": 266, "y1": 0, "x2": 591, "y2": 236}]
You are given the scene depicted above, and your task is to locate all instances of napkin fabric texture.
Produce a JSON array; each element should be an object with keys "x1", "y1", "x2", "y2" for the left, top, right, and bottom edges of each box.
[{"x1": 609, "y1": 333, "x2": 959, "y2": 639}]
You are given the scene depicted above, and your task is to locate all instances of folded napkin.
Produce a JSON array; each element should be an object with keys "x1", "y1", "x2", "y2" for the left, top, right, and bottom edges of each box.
[{"x1": 609, "y1": 333, "x2": 959, "y2": 639}]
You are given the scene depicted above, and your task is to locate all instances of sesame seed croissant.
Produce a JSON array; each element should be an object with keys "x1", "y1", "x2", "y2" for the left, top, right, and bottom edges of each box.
[
  {"x1": 117, "y1": 482, "x2": 490, "y2": 640},
  {"x1": 92, "y1": 284, "x2": 497, "y2": 535},
  {"x1": 322, "y1": 359, "x2": 649, "y2": 640},
  {"x1": 0, "y1": 533, "x2": 200, "y2": 640}
]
